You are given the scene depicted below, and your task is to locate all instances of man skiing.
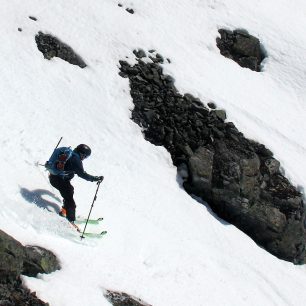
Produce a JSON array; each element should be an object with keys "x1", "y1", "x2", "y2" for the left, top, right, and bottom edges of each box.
[{"x1": 47, "y1": 144, "x2": 103, "y2": 227}]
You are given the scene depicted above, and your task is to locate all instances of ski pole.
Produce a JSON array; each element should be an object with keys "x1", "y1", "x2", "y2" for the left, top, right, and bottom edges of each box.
[
  {"x1": 36, "y1": 137, "x2": 63, "y2": 167},
  {"x1": 81, "y1": 179, "x2": 103, "y2": 239},
  {"x1": 54, "y1": 136, "x2": 63, "y2": 150}
]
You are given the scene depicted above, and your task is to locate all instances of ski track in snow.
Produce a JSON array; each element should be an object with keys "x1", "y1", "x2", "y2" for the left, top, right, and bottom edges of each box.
[{"x1": 1, "y1": 0, "x2": 306, "y2": 305}]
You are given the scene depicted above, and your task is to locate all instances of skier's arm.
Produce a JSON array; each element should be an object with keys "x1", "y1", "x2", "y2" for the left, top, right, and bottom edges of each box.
[{"x1": 75, "y1": 161, "x2": 98, "y2": 182}]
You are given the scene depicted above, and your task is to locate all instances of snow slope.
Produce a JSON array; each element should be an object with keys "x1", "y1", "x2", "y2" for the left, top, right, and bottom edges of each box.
[{"x1": 1, "y1": 0, "x2": 306, "y2": 305}]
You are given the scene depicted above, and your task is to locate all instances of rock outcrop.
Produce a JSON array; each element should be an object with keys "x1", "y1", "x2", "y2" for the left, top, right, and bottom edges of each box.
[
  {"x1": 0, "y1": 230, "x2": 60, "y2": 305},
  {"x1": 119, "y1": 50, "x2": 305, "y2": 264},
  {"x1": 216, "y1": 29, "x2": 265, "y2": 71},
  {"x1": 35, "y1": 32, "x2": 87, "y2": 68}
]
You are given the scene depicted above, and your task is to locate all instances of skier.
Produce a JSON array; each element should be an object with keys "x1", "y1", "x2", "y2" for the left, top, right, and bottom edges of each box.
[{"x1": 48, "y1": 144, "x2": 103, "y2": 227}]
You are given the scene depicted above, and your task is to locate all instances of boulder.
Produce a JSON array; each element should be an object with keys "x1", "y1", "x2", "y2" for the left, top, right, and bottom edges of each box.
[
  {"x1": 0, "y1": 230, "x2": 25, "y2": 283},
  {"x1": 216, "y1": 29, "x2": 265, "y2": 71},
  {"x1": 35, "y1": 32, "x2": 86, "y2": 68},
  {"x1": 23, "y1": 246, "x2": 60, "y2": 277},
  {"x1": 0, "y1": 230, "x2": 60, "y2": 305}
]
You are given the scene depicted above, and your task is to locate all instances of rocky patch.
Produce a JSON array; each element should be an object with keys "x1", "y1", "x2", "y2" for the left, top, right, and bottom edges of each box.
[
  {"x1": 126, "y1": 8, "x2": 135, "y2": 14},
  {"x1": 0, "y1": 230, "x2": 60, "y2": 305},
  {"x1": 35, "y1": 32, "x2": 87, "y2": 68},
  {"x1": 0, "y1": 281, "x2": 48, "y2": 306},
  {"x1": 119, "y1": 51, "x2": 305, "y2": 264},
  {"x1": 104, "y1": 289, "x2": 151, "y2": 306},
  {"x1": 118, "y1": 3, "x2": 135, "y2": 14},
  {"x1": 216, "y1": 29, "x2": 265, "y2": 71}
]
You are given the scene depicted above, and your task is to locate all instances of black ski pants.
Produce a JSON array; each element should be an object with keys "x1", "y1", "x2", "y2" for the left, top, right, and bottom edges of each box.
[{"x1": 49, "y1": 174, "x2": 76, "y2": 222}]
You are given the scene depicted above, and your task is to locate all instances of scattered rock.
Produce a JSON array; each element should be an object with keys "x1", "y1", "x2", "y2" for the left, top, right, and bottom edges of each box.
[
  {"x1": 133, "y1": 49, "x2": 146, "y2": 59},
  {"x1": 126, "y1": 8, "x2": 134, "y2": 14},
  {"x1": 104, "y1": 289, "x2": 151, "y2": 306},
  {"x1": 35, "y1": 32, "x2": 87, "y2": 68},
  {"x1": 119, "y1": 52, "x2": 306, "y2": 264},
  {"x1": 213, "y1": 109, "x2": 226, "y2": 121},
  {"x1": 29, "y1": 16, "x2": 37, "y2": 21},
  {"x1": 208, "y1": 102, "x2": 216, "y2": 109},
  {"x1": 0, "y1": 280, "x2": 48, "y2": 306},
  {"x1": 216, "y1": 28, "x2": 265, "y2": 71},
  {"x1": 149, "y1": 53, "x2": 164, "y2": 64}
]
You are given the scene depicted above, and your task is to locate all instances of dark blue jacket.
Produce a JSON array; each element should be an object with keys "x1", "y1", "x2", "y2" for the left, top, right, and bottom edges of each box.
[{"x1": 63, "y1": 152, "x2": 96, "y2": 181}]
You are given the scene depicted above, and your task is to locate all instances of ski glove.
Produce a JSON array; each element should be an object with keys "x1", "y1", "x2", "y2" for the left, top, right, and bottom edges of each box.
[{"x1": 94, "y1": 176, "x2": 104, "y2": 182}]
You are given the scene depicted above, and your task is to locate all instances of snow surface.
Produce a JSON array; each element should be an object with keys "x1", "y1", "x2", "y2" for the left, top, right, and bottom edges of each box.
[{"x1": 1, "y1": 0, "x2": 306, "y2": 305}]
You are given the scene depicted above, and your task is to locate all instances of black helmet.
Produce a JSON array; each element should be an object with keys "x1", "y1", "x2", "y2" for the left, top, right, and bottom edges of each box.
[{"x1": 74, "y1": 144, "x2": 91, "y2": 159}]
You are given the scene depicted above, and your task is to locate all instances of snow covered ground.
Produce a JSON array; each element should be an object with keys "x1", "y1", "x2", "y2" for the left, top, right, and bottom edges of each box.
[{"x1": 1, "y1": 0, "x2": 306, "y2": 305}]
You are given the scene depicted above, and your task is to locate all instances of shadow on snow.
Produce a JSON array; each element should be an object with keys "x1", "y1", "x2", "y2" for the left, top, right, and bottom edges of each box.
[{"x1": 20, "y1": 187, "x2": 61, "y2": 213}]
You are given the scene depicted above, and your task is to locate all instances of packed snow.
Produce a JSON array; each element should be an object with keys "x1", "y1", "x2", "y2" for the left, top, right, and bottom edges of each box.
[{"x1": 1, "y1": 0, "x2": 306, "y2": 305}]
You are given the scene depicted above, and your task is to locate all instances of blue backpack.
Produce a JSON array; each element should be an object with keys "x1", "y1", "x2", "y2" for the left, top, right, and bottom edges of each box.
[{"x1": 45, "y1": 146, "x2": 74, "y2": 176}]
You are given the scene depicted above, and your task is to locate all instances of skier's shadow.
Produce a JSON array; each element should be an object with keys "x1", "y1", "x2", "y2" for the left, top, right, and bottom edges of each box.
[{"x1": 20, "y1": 187, "x2": 61, "y2": 213}]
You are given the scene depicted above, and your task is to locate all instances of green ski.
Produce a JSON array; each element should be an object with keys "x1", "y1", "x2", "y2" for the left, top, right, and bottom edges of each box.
[
  {"x1": 75, "y1": 217, "x2": 103, "y2": 225},
  {"x1": 81, "y1": 230, "x2": 107, "y2": 239}
]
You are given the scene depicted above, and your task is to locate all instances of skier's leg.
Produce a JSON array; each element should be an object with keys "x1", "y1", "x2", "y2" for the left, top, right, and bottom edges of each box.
[
  {"x1": 49, "y1": 175, "x2": 76, "y2": 221},
  {"x1": 49, "y1": 174, "x2": 60, "y2": 190},
  {"x1": 59, "y1": 180, "x2": 76, "y2": 222},
  {"x1": 49, "y1": 175, "x2": 68, "y2": 215}
]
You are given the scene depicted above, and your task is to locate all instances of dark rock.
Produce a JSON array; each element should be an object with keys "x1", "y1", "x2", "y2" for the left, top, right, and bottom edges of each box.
[
  {"x1": 149, "y1": 55, "x2": 164, "y2": 64},
  {"x1": 119, "y1": 71, "x2": 128, "y2": 78},
  {"x1": 188, "y1": 147, "x2": 214, "y2": 198},
  {"x1": 232, "y1": 32, "x2": 261, "y2": 58},
  {"x1": 263, "y1": 158, "x2": 280, "y2": 176},
  {"x1": 29, "y1": 16, "x2": 37, "y2": 21},
  {"x1": 208, "y1": 102, "x2": 216, "y2": 109},
  {"x1": 239, "y1": 56, "x2": 259, "y2": 71},
  {"x1": 156, "y1": 53, "x2": 163, "y2": 61},
  {"x1": 104, "y1": 289, "x2": 151, "y2": 306},
  {"x1": 35, "y1": 32, "x2": 87, "y2": 68},
  {"x1": 23, "y1": 246, "x2": 60, "y2": 277},
  {"x1": 133, "y1": 49, "x2": 146, "y2": 59},
  {"x1": 216, "y1": 28, "x2": 265, "y2": 72},
  {"x1": 18, "y1": 28, "x2": 22, "y2": 32},
  {"x1": 0, "y1": 230, "x2": 60, "y2": 280},
  {"x1": 118, "y1": 53, "x2": 306, "y2": 264},
  {"x1": 126, "y1": 8, "x2": 134, "y2": 14},
  {"x1": 213, "y1": 109, "x2": 226, "y2": 121},
  {"x1": 118, "y1": 3, "x2": 123, "y2": 7},
  {"x1": 177, "y1": 163, "x2": 189, "y2": 179},
  {"x1": 0, "y1": 231, "x2": 26, "y2": 283},
  {"x1": 0, "y1": 230, "x2": 59, "y2": 305},
  {"x1": 0, "y1": 280, "x2": 48, "y2": 305}
]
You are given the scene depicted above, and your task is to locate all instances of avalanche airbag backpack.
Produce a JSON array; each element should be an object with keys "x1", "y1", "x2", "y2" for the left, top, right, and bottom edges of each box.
[{"x1": 45, "y1": 146, "x2": 73, "y2": 176}]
